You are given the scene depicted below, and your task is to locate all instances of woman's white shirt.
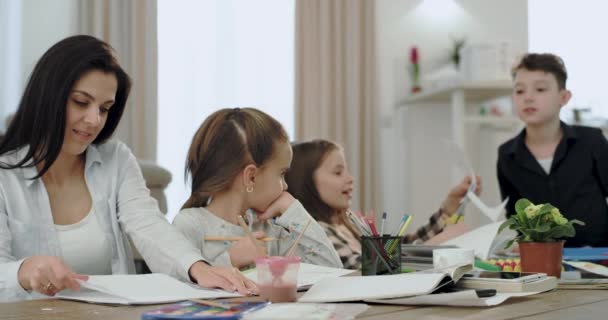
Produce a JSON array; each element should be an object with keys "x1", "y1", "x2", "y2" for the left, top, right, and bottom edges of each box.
[
  {"x1": 0, "y1": 140, "x2": 205, "y2": 301},
  {"x1": 55, "y1": 206, "x2": 112, "y2": 275}
]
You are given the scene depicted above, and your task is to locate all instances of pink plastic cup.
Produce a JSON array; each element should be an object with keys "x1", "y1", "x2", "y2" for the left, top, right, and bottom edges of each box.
[{"x1": 255, "y1": 256, "x2": 301, "y2": 302}]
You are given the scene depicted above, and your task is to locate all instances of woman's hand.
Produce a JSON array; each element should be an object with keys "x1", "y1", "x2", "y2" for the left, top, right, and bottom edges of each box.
[
  {"x1": 256, "y1": 192, "x2": 295, "y2": 221},
  {"x1": 441, "y1": 175, "x2": 482, "y2": 216},
  {"x1": 228, "y1": 231, "x2": 268, "y2": 268},
  {"x1": 188, "y1": 261, "x2": 258, "y2": 295},
  {"x1": 17, "y1": 256, "x2": 88, "y2": 296}
]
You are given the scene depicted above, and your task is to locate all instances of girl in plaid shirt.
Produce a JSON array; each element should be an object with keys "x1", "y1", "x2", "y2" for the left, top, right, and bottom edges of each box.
[{"x1": 285, "y1": 139, "x2": 480, "y2": 270}]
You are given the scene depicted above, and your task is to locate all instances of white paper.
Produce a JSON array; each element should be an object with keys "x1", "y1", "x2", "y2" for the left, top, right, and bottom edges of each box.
[
  {"x1": 467, "y1": 191, "x2": 508, "y2": 222},
  {"x1": 243, "y1": 303, "x2": 369, "y2": 320},
  {"x1": 56, "y1": 273, "x2": 240, "y2": 305},
  {"x1": 441, "y1": 140, "x2": 476, "y2": 218},
  {"x1": 444, "y1": 221, "x2": 504, "y2": 260},
  {"x1": 244, "y1": 263, "x2": 354, "y2": 289},
  {"x1": 440, "y1": 140, "x2": 508, "y2": 223},
  {"x1": 298, "y1": 273, "x2": 448, "y2": 302},
  {"x1": 433, "y1": 248, "x2": 475, "y2": 270},
  {"x1": 366, "y1": 290, "x2": 540, "y2": 307}
]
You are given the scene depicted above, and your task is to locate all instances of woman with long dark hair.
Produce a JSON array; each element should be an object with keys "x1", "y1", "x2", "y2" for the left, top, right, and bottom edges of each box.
[{"x1": 0, "y1": 35, "x2": 255, "y2": 301}]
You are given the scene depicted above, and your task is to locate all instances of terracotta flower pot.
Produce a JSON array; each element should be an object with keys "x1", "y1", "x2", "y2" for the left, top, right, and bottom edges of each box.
[{"x1": 518, "y1": 241, "x2": 564, "y2": 278}]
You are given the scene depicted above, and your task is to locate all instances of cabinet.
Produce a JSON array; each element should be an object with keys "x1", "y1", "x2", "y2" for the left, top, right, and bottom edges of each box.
[
  {"x1": 397, "y1": 80, "x2": 522, "y2": 228},
  {"x1": 399, "y1": 80, "x2": 520, "y2": 147}
]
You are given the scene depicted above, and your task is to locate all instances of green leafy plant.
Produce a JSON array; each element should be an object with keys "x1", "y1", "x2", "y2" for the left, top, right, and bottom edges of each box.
[{"x1": 499, "y1": 198, "x2": 585, "y2": 249}]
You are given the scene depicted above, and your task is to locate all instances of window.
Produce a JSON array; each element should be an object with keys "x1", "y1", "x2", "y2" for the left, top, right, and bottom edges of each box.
[
  {"x1": 158, "y1": 0, "x2": 295, "y2": 220},
  {"x1": 0, "y1": 0, "x2": 22, "y2": 131},
  {"x1": 529, "y1": 1, "x2": 608, "y2": 122}
]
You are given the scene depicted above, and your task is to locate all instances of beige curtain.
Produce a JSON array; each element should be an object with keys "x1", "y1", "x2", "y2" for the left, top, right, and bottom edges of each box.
[
  {"x1": 295, "y1": 0, "x2": 378, "y2": 213},
  {"x1": 78, "y1": 0, "x2": 158, "y2": 161}
]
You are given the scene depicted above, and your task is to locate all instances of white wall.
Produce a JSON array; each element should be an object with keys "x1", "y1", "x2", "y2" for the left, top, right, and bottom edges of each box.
[
  {"x1": 158, "y1": 0, "x2": 295, "y2": 220},
  {"x1": 0, "y1": 0, "x2": 22, "y2": 130},
  {"x1": 375, "y1": 0, "x2": 528, "y2": 231},
  {"x1": 529, "y1": 0, "x2": 608, "y2": 123}
]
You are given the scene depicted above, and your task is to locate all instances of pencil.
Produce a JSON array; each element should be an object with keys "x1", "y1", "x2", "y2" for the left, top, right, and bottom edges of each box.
[
  {"x1": 398, "y1": 215, "x2": 413, "y2": 236},
  {"x1": 204, "y1": 236, "x2": 278, "y2": 242},
  {"x1": 237, "y1": 215, "x2": 261, "y2": 248},
  {"x1": 387, "y1": 215, "x2": 413, "y2": 255},
  {"x1": 285, "y1": 218, "x2": 313, "y2": 257}
]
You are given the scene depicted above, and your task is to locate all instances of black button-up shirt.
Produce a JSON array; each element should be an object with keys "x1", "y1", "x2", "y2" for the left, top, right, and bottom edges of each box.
[{"x1": 497, "y1": 122, "x2": 608, "y2": 247}]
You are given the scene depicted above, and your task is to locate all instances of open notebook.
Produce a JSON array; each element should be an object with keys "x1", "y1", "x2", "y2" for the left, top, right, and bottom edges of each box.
[
  {"x1": 56, "y1": 263, "x2": 353, "y2": 305},
  {"x1": 56, "y1": 273, "x2": 241, "y2": 305},
  {"x1": 298, "y1": 264, "x2": 472, "y2": 303}
]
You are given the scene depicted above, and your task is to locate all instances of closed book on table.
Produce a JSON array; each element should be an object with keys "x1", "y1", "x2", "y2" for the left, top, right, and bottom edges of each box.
[{"x1": 457, "y1": 276, "x2": 557, "y2": 293}]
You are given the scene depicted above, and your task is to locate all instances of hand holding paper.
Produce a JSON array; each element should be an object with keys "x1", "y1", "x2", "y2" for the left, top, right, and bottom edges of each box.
[
  {"x1": 444, "y1": 174, "x2": 481, "y2": 216},
  {"x1": 466, "y1": 192, "x2": 508, "y2": 222}
]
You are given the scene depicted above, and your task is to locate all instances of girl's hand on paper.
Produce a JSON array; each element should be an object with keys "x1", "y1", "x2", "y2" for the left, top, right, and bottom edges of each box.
[
  {"x1": 17, "y1": 255, "x2": 89, "y2": 296},
  {"x1": 442, "y1": 175, "x2": 482, "y2": 215},
  {"x1": 189, "y1": 261, "x2": 258, "y2": 295},
  {"x1": 229, "y1": 231, "x2": 268, "y2": 268},
  {"x1": 255, "y1": 192, "x2": 295, "y2": 221}
]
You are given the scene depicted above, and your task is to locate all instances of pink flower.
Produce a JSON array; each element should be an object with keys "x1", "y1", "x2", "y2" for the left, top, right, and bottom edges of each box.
[{"x1": 410, "y1": 47, "x2": 419, "y2": 64}]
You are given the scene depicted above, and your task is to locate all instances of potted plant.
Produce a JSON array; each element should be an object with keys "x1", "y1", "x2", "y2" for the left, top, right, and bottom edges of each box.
[
  {"x1": 449, "y1": 36, "x2": 466, "y2": 68},
  {"x1": 499, "y1": 198, "x2": 585, "y2": 277}
]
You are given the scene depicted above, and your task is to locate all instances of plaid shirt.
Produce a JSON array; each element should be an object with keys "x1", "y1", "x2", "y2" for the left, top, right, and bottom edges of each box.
[
  {"x1": 402, "y1": 207, "x2": 449, "y2": 244},
  {"x1": 318, "y1": 221, "x2": 362, "y2": 270},
  {"x1": 320, "y1": 208, "x2": 448, "y2": 270}
]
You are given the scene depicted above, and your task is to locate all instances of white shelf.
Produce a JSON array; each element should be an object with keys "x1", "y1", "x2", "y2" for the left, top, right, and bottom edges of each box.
[
  {"x1": 464, "y1": 116, "x2": 522, "y2": 129},
  {"x1": 399, "y1": 80, "x2": 513, "y2": 105}
]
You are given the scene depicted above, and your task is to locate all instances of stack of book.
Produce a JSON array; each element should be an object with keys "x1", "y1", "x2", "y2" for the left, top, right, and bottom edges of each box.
[
  {"x1": 401, "y1": 244, "x2": 457, "y2": 271},
  {"x1": 456, "y1": 271, "x2": 557, "y2": 293}
]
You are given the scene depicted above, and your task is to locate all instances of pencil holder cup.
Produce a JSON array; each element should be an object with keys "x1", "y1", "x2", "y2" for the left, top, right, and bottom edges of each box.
[
  {"x1": 255, "y1": 256, "x2": 301, "y2": 302},
  {"x1": 361, "y1": 236, "x2": 402, "y2": 276}
]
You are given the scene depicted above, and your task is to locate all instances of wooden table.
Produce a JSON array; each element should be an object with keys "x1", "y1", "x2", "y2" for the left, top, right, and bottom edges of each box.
[{"x1": 2, "y1": 290, "x2": 608, "y2": 320}]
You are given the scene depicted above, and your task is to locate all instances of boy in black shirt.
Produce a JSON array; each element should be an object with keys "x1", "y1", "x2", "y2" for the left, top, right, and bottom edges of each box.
[{"x1": 497, "y1": 53, "x2": 608, "y2": 247}]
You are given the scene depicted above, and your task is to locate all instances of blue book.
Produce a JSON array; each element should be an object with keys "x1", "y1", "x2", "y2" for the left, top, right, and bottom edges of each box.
[
  {"x1": 563, "y1": 247, "x2": 608, "y2": 261},
  {"x1": 141, "y1": 301, "x2": 269, "y2": 320}
]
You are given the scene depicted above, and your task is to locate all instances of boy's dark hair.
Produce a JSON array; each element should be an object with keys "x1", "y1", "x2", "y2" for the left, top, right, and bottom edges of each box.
[
  {"x1": 0, "y1": 35, "x2": 132, "y2": 178},
  {"x1": 512, "y1": 53, "x2": 568, "y2": 89},
  {"x1": 182, "y1": 108, "x2": 289, "y2": 209}
]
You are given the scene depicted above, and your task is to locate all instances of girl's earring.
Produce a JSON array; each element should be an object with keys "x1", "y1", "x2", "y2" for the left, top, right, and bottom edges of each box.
[{"x1": 246, "y1": 185, "x2": 254, "y2": 193}]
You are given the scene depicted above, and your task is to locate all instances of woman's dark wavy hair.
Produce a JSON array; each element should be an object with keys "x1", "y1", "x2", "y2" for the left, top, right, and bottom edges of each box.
[{"x1": 0, "y1": 35, "x2": 131, "y2": 178}]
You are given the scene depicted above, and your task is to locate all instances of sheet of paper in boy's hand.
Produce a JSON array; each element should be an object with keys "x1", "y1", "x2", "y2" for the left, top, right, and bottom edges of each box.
[
  {"x1": 443, "y1": 220, "x2": 504, "y2": 260},
  {"x1": 244, "y1": 263, "x2": 354, "y2": 290},
  {"x1": 466, "y1": 192, "x2": 508, "y2": 222},
  {"x1": 243, "y1": 303, "x2": 369, "y2": 320},
  {"x1": 441, "y1": 140, "x2": 477, "y2": 217},
  {"x1": 365, "y1": 290, "x2": 539, "y2": 307},
  {"x1": 56, "y1": 273, "x2": 241, "y2": 305}
]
